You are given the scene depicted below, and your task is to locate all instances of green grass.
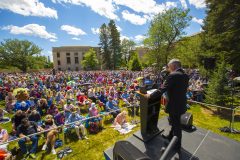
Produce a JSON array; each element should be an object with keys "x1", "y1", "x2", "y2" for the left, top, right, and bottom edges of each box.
[{"x1": 0, "y1": 101, "x2": 239, "y2": 160}]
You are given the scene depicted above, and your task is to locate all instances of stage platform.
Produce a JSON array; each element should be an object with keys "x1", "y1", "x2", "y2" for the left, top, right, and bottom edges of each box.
[{"x1": 104, "y1": 117, "x2": 240, "y2": 160}]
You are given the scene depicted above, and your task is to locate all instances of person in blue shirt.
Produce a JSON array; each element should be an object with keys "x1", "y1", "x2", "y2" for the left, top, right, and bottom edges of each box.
[
  {"x1": 65, "y1": 111, "x2": 88, "y2": 140},
  {"x1": 105, "y1": 97, "x2": 120, "y2": 118},
  {"x1": 121, "y1": 90, "x2": 129, "y2": 100}
]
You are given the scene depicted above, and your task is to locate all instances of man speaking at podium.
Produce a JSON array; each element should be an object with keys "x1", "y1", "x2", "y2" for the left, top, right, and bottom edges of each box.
[{"x1": 148, "y1": 59, "x2": 189, "y2": 151}]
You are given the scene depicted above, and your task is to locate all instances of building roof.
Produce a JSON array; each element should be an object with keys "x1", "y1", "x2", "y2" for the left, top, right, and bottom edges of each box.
[{"x1": 52, "y1": 46, "x2": 100, "y2": 52}]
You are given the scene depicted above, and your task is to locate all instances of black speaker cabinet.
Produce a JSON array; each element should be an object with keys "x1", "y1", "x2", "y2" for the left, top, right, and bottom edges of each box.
[
  {"x1": 113, "y1": 141, "x2": 151, "y2": 160},
  {"x1": 181, "y1": 112, "x2": 193, "y2": 128}
]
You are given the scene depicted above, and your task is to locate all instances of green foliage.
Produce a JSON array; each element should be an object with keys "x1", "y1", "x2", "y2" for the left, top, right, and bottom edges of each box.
[
  {"x1": 98, "y1": 20, "x2": 121, "y2": 70},
  {"x1": 202, "y1": 0, "x2": 240, "y2": 72},
  {"x1": 205, "y1": 59, "x2": 230, "y2": 106},
  {"x1": 121, "y1": 39, "x2": 136, "y2": 67},
  {"x1": 144, "y1": 8, "x2": 191, "y2": 70},
  {"x1": 81, "y1": 48, "x2": 99, "y2": 70},
  {"x1": 170, "y1": 33, "x2": 203, "y2": 68},
  {"x1": 128, "y1": 52, "x2": 142, "y2": 71},
  {"x1": 99, "y1": 23, "x2": 111, "y2": 69},
  {"x1": 108, "y1": 20, "x2": 121, "y2": 69},
  {"x1": 0, "y1": 39, "x2": 42, "y2": 72}
]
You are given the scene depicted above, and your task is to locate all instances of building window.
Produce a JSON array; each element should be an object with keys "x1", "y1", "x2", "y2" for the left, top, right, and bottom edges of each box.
[
  {"x1": 66, "y1": 52, "x2": 70, "y2": 56},
  {"x1": 58, "y1": 68, "x2": 61, "y2": 71},
  {"x1": 75, "y1": 57, "x2": 79, "y2": 64},
  {"x1": 57, "y1": 60, "x2": 61, "y2": 65},
  {"x1": 74, "y1": 52, "x2": 78, "y2": 56},
  {"x1": 57, "y1": 52, "x2": 60, "y2": 58},
  {"x1": 67, "y1": 57, "x2": 71, "y2": 64}
]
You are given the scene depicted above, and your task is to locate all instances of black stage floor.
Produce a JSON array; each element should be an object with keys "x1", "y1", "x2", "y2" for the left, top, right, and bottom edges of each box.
[{"x1": 104, "y1": 117, "x2": 240, "y2": 160}]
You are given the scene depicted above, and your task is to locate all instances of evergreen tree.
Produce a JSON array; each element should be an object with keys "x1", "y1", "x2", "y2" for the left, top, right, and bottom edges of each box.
[
  {"x1": 108, "y1": 20, "x2": 121, "y2": 69},
  {"x1": 202, "y1": 0, "x2": 240, "y2": 72},
  {"x1": 99, "y1": 23, "x2": 111, "y2": 69},
  {"x1": 205, "y1": 58, "x2": 230, "y2": 107},
  {"x1": 128, "y1": 52, "x2": 142, "y2": 71},
  {"x1": 81, "y1": 48, "x2": 99, "y2": 70}
]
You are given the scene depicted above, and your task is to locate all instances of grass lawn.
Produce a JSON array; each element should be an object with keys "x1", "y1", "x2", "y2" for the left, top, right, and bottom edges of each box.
[{"x1": 0, "y1": 101, "x2": 239, "y2": 160}]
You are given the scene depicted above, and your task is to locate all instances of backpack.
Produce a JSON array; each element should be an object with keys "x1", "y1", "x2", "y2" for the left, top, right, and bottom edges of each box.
[
  {"x1": 54, "y1": 139, "x2": 63, "y2": 149},
  {"x1": 89, "y1": 122, "x2": 99, "y2": 134}
]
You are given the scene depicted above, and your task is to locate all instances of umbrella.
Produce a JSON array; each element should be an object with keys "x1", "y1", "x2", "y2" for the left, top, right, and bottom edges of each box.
[{"x1": 13, "y1": 88, "x2": 28, "y2": 96}]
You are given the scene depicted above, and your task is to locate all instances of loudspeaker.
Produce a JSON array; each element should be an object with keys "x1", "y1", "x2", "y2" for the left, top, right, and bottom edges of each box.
[
  {"x1": 113, "y1": 141, "x2": 151, "y2": 160},
  {"x1": 181, "y1": 112, "x2": 193, "y2": 129}
]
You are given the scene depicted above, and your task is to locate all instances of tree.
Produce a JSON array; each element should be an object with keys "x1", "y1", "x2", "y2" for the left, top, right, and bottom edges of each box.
[
  {"x1": 0, "y1": 39, "x2": 42, "y2": 72},
  {"x1": 128, "y1": 51, "x2": 142, "y2": 71},
  {"x1": 205, "y1": 58, "x2": 230, "y2": 107},
  {"x1": 144, "y1": 8, "x2": 191, "y2": 70},
  {"x1": 108, "y1": 20, "x2": 121, "y2": 69},
  {"x1": 202, "y1": 0, "x2": 240, "y2": 72},
  {"x1": 81, "y1": 48, "x2": 99, "y2": 70},
  {"x1": 99, "y1": 23, "x2": 111, "y2": 69},
  {"x1": 121, "y1": 38, "x2": 136, "y2": 67},
  {"x1": 169, "y1": 33, "x2": 203, "y2": 68}
]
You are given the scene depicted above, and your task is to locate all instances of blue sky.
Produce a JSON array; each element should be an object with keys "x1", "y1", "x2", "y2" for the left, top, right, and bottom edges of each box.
[{"x1": 0, "y1": 0, "x2": 206, "y2": 61}]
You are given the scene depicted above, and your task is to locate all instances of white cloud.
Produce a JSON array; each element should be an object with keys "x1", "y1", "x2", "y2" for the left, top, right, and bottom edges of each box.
[
  {"x1": 53, "y1": 0, "x2": 118, "y2": 20},
  {"x1": 2, "y1": 24, "x2": 57, "y2": 41},
  {"x1": 122, "y1": 10, "x2": 147, "y2": 25},
  {"x1": 72, "y1": 37, "x2": 81, "y2": 40},
  {"x1": 113, "y1": 0, "x2": 177, "y2": 15},
  {"x1": 134, "y1": 35, "x2": 146, "y2": 42},
  {"x1": 91, "y1": 27, "x2": 100, "y2": 35},
  {"x1": 120, "y1": 35, "x2": 130, "y2": 41},
  {"x1": 116, "y1": 25, "x2": 122, "y2": 32},
  {"x1": 188, "y1": 0, "x2": 205, "y2": 9},
  {"x1": 192, "y1": 17, "x2": 203, "y2": 25},
  {"x1": 61, "y1": 25, "x2": 86, "y2": 36},
  {"x1": 179, "y1": 0, "x2": 188, "y2": 9},
  {"x1": 0, "y1": 0, "x2": 57, "y2": 19}
]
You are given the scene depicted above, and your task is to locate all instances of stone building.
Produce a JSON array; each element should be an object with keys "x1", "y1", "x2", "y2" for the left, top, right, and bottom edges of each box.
[{"x1": 52, "y1": 46, "x2": 100, "y2": 71}]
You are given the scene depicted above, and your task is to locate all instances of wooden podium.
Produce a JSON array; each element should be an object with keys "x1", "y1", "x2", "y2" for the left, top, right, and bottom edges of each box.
[{"x1": 134, "y1": 90, "x2": 162, "y2": 142}]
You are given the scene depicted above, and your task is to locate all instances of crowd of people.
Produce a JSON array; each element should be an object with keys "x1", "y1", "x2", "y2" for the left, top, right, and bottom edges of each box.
[
  {"x1": 0, "y1": 69, "x2": 208, "y2": 159},
  {"x1": 0, "y1": 71, "x2": 144, "y2": 159}
]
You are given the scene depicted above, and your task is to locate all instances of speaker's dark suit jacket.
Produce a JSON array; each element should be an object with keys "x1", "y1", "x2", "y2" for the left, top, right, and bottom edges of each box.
[{"x1": 162, "y1": 68, "x2": 189, "y2": 115}]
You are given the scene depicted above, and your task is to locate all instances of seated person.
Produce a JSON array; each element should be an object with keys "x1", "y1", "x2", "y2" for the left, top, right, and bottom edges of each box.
[
  {"x1": 0, "y1": 126, "x2": 11, "y2": 160},
  {"x1": 17, "y1": 118, "x2": 44, "y2": 158},
  {"x1": 64, "y1": 100, "x2": 74, "y2": 119},
  {"x1": 11, "y1": 110, "x2": 27, "y2": 134},
  {"x1": 88, "y1": 103, "x2": 103, "y2": 129},
  {"x1": 0, "y1": 109, "x2": 10, "y2": 123},
  {"x1": 105, "y1": 97, "x2": 120, "y2": 118},
  {"x1": 28, "y1": 110, "x2": 42, "y2": 126},
  {"x1": 97, "y1": 91, "x2": 107, "y2": 104},
  {"x1": 76, "y1": 92, "x2": 88, "y2": 106},
  {"x1": 37, "y1": 98, "x2": 48, "y2": 115},
  {"x1": 5, "y1": 92, "x2": 15, "y2": 113},
  {"x1": 113, "y1": 111, "x2": 128, "y2": 127},
  {"x1": 65, "y1": 110, "x2": 88, "y2": 140},
  {"x1": 54, "y1": 111, "x2": 65, "y2": 126},
  {"x1": 42, "y1": 115, "x2": 58, "y2": 155},
  {"x1": 47, "y1": 104, "x2": 58, "y2": 116},
  {"x1": 126, "y1": 93, "x2": 140, "y2": 116},
  {"x1": 121, "y1": 90, "x2": 129, "y2": 101}
]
